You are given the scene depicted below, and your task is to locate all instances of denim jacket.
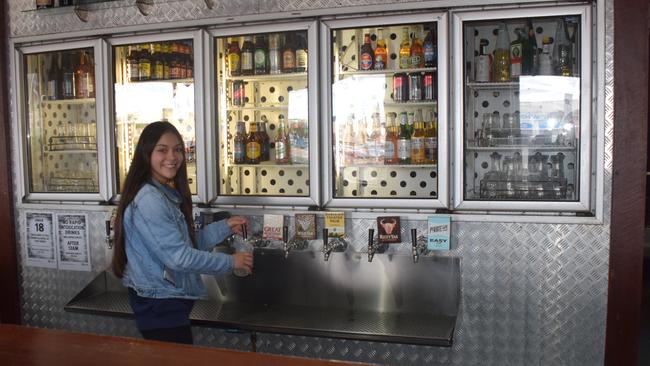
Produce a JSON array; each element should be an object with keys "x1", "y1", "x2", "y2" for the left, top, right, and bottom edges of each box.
[{"x1": 122, "y1": 179, "x2": 233, "y2": 299}]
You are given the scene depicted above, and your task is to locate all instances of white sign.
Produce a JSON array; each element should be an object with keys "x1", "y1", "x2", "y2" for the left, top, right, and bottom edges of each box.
[
  {"x1": 25, "y1": 212, "x2": 56, "y2": 269},
  {"x1": 57, "y1": 214, "x2": 91, "y2": 271}
]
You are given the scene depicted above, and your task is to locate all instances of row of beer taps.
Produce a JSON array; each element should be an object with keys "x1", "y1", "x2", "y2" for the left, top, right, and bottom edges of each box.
[{"x1": 236, "y1": 225, "x2": 430, "y2": 263}]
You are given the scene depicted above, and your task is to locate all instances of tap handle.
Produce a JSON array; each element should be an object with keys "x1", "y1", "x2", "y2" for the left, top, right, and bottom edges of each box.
[
  {"x1": 241, "y1": 224, "x2": 247, "y2": 240},
  {"x1": 105, "y1": 220, "x2": 111, "y2": 237},
  {"x1": 368, "y1": 228, "x2": 374, "y2": 246},
  {"x1": 283, "y1": 226, "x2": 288, "y2": 243},
  {"x1": 322, "y1": 228, "x2": 329, "y2": 246},
  {"x1": 410, "y1": 228, "x2": 418, "y2": 247}
]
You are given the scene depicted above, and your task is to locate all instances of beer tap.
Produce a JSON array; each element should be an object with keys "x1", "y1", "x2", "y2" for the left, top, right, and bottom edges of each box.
[
  {"x1": 367, "y1": 228, "x2": 376, "y2": 262},
  {"x1": 105, "y1": 209, "x2": 116, "y2": 249},
  {"x1": 367, "y1": 228, "x2": 387, "y2": 263},
  {"x1": 322, "y1": 229, "x2": 348, "y2": 261},
  {"x1": 411, "y1": 228, "x2": 428, "y2": 263}
]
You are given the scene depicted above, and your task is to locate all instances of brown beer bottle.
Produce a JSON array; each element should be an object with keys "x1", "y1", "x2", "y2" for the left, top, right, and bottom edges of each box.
[
  {"x1": 245, "y1": 122, "x2": 262, "y2": 164},
  {"x1": 227, "y1": 37, "x2": 241, "y2": 77},
  {"x1": 281, "y1": 34, "x2": 296, "y2": 73}
]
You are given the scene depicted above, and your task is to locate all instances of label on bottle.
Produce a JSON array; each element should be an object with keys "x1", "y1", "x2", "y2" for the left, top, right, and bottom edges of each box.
[
  {"x1": 275, "y1": 141, "x2": 288, "y2": 162},
  {"x1": 510, "y1": 43, "x2": 522, "y2": 79},
  {"x1": 410, "y1": 54, "x2": 421, "y2": 68},
  {"x1": 46, "y1": 80, "x2": 57, "y2": 100},
  {"x1": 424, "y1": 44, "x2": 435, "y2": 66},
  {"x1": 254, "y1": 50, "x2": 266, "y2": 70},
  {"x1": 283, "y1": 51, "x2": 295, "y2": 69},
  {"x1": 139, "y1": 62, "x2": 151, "y2": 80},
  {"x1": 411, "y1": 138, "x2": 425, "y2": 162},
  {"x1": 397, "y1": 139, "x2": 410, "y2": 161},
  {"x1": 241, "y1": 53, "x2": 253, "y2": 72},
  {"x1": 384, "y1": 140, "x2": 396, "y2": 162},
  {"x1": 296, "y1": 50, "x2": 308, "y2": 71},
  {"x1": 374, "y1": 55, "x2": 385, "y2": 70},
  {"x1": 234, "y1": 141, "x2": 245, "y2": 163},
  {"x1": 475, "y1": 55, "x2": 491, "y2": 82},
  {"x1": 400, "y1": 55, "x2": 410, "y2": 69},
  {"x1": 360, "y1": 53, "x2": 373, "y2": 70},
  {"x1": 228, "y1": 54, "x2": 240, "y2": 75},
  {"x1": 246, "y1": 142, "x2": 261, "y2": 160},
  {"x1": 269, "y1": 49, "x2": 281, "y2": 74}
]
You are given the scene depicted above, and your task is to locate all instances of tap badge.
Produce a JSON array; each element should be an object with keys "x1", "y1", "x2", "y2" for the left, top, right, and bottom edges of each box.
[
  {"x1": 377, "y1": 216, "x2": 401, "y2": 243},
  {"x1": 294, "y1": 213, "x2": 316, "y2": 240}
]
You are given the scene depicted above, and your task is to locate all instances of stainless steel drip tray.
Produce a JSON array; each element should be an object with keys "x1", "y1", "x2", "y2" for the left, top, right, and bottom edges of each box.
[{"x1": 65, "y1": 250, "x2": 460, "y2": 346}]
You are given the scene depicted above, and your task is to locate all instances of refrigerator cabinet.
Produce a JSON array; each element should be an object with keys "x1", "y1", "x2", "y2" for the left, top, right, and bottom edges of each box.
[
  {"x1": 107, "y1": 30, "x2": 205, "y2": 202},
  {"x1": 14, "y1": 39, "x2": 109, "y2": 202},
  {"x1": 321, "y1": 12, "x2": 449, "y2": 209},
  {"x1": 452, "y1": 5, "x2": 593, "y2": 212},
  {"x1": 208, "y1": 21, "x2": 320, "y2": 207}
]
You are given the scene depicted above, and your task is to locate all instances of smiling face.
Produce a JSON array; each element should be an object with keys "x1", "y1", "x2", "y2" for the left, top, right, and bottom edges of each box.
[{"x1": 150, "y1": 132, "x2": 184, "y2": 185}]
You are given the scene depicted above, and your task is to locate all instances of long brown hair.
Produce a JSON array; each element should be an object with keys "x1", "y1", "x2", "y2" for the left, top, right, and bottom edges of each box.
[{"x1": 111, "y1": 121, "x2": 196, "y2": 278}]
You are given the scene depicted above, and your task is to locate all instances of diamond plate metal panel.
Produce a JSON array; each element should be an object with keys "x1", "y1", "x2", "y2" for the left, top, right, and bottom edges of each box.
[{"x1": 8, "y1": 1, "x2": 613, "y2": 366}]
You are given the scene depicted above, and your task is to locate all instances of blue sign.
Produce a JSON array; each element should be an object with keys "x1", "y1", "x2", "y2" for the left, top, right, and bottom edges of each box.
[{"x1": 427, "y1": 216, "x2": 450, "y2": 251}]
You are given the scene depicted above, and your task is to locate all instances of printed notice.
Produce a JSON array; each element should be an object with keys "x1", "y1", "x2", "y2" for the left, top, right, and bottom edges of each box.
[
  {"x1": 262, "y1": 214, "x2": 284, "y2": 241},
  {"x1": 294, "y1": 213, "x2": 316, "y2": 240},
  {"x1": 427, "y1": 216, "x2": 451, "y2": 251},
  {"x1": 25, "y1": 212, "x2": 56, "y2": 269},
  {"x1": 57, "y1": 214, "x2": 91, "y2": 271},
  {"x1": 324, "y1": 212, "x2": 345, "y2": 238}
]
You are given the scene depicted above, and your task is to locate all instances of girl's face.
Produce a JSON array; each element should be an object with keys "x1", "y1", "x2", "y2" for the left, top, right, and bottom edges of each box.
[{"x1": 150, "y1": 132, "x2": 184, "y2": 185}]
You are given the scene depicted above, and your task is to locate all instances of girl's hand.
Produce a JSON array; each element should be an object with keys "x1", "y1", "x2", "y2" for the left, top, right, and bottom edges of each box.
[
  {"x1": 232, "y1": 252, "x2": 253, "y2": 273},
  {"x1": 227, "y1": 216, "x2": 248, "y2": 235}
]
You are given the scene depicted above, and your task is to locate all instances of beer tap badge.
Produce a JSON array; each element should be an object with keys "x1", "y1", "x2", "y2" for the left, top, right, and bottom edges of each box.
[
  {"x1": 263, "y1": 214, "x2": 284, "y2": 241},
  {"x1": 377, "y1": 216, "x2": 401, "y2": 243},
  {"x1": 294, "y1": 213, "x2": 316, "y2": 240},
  {"x1": 324, "y1": 212, "x2": 345, "y2": 238}
]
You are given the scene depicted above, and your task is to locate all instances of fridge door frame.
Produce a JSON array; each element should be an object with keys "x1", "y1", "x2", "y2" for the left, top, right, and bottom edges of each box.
[
  {"x1": 14, "y1": 39, "x2": 109, "y2": 202},
  {"x1": 320, "y1": 12, "x2": 449, "y2": 210},
  {"x1": 451, "y1": 5, "x2": 593, "y2": 212},
  {"x1": 105, "y1": 30, "x2": 207, "y2": 204},
  {"x1": 206, "y1": 20, "x2": 321, "y2": 207}
]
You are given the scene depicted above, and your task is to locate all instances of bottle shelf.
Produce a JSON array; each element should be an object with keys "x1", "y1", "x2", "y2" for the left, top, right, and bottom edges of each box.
[
  {"x1": 384, "y1": 100, "x2": 437, "y2": 107},
  {"x1": 121, "y1": 78, "x2": 194, "y2": 85},
  {"x1": 341, "y1": 163, "x2": 438, "y2": 169},
  {"x1": 227, "y1": 105, "x2": 289, "y2": 111},
  {"x1": 227, "y1": 72, "x2": 307, "y2": 82},
  {"x1": 228, "y1": 163, "x2": 308, "y2": 169},
  {"x1": 40, "y1": 98, "x2": 95, "y2": 105},
  {"x1": 465, "y1": 145, "x2": 576, "y2": 152},
  {"x1": 339, "y1": 67, "x2": 437, "y2": 76},
  {"x1": 466, "y1": 81, "x2": 519, "y2": 90}
]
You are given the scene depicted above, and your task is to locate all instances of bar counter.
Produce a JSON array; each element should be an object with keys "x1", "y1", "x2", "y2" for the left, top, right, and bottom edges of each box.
[{"x1": 0, "y1": 324, "x2": 371, "y2": 366}]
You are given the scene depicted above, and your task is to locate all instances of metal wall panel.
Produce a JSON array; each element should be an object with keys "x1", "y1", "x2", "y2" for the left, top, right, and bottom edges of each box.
[{"x1": 7, "y1": 1, "x2": 612, "y2": 366}]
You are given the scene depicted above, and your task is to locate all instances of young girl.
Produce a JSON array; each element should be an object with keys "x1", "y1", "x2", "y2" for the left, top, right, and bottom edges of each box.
[{"x1": 111, "y1": 121, "x2": 253, "y2": 344}]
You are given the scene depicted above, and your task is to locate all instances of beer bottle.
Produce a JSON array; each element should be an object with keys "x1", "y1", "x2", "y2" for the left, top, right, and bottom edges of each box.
[
  {"x1": 373, "y1": 28, "x2": 388, "y2": 70},
  {"x1": 475, "y1": 39, "x2": 492, "y2": 82},
  {"x1": 253, "y1": 35, "x2": 268, "y2": 75},
  {"x1": 410, "y1": 32, "x2": 424, "y2": 68},
  {"x1": 281, "y1": 33, "x2": 296, "y2": 73},
  {"x1": 510, "y1": 29, "x2": 524, "y2": 80},
  {"x1": 227, "y1": 37, "x2": 241, "y2": 77},
  {"x1": 75, "y1": 51, "x2": 95, "y2": 99},
  {"x1": 553, "y1": 19, "x2": 571, "y2": 76},
  {"x1": 295, "y1": 33, "x2": 308, "y2": 73},
  {"x1": 46, "y1": 53, "x2": 61, "y2": 100},
  {"x1": 537, "y1": 36, "x2": 553, "y2": 75},
  {"x1": 259, "y1": 120, "x2": 271, "y2": 161},
  {"x1": 410, "y1": 110, "x2": 426, "y2": 164},
  {"x1": 424, "y1": 110, "x2": 438, "y2": 165},
  {"x1": 397, "y1": 112, "x2": 411, "y2": 164},
  {"x1": 245, "y1": 122, "x2": 262, "y2": 164},
  {"x1": 423, "y1": 27, "x2": 437, "y2": 68},
  {"x1": 127, "y1": 46, "x2": 140, "y2": 82},
  {"x1": 274, "y1": 116, "x2": 290, "y2": 164},
  {"x1": 368, "y1": 112, "x2": 384, "y2": 164},
  {"x1": 240, "y1": 36, "x2": 254, "y2": 76},
  {"x1": 359, "y1": 33, "x2": 374, "y2": 71},
  {"x1": 494, "y1": 22, "x2": 510, "y2": 82},
  {"x1": 233, "y1": 121, "x2": 246, "y2": 164},
  {"x1": 268, "y1": 34, "x2": 282, "y2": 74},
  {"x1": 384, "y1": 112, "x2": 399, "y2": 165},
  {"x1": 138, "y1": 44, "x2": 151, "y2": 81},
  {"x1": 162, "y1": 42, "x2": 171, "y2": 80},
  {"x1": 522, "y1": 20, "x2": 538, "y2": 75},
  {"x1": 60, "y1": 54, "x2": 75, "y2": 99},
  {"x1": 399, "y1": 27, "x2": 411, "y2": 69},
  {"x1": 152, "y1": 43, "x2": 164, "y2": 80}
]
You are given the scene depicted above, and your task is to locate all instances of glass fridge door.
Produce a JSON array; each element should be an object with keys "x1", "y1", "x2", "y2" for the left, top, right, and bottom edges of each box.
[
  {"x1": 453, "y1": 6, "x2": 592, "y2": 211},
  {"x1": 17, "y1": 39, "x2": 107, "y2": 201},
  {"x1": 210, "y1": 21, "x2": 320, "y2": 206},
  {"x1": 322, "y1": 13, "x2": 448, "y2": 209},
  {"x1": 110, "y1": 31, "x2": 203, "y2": 199}
]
